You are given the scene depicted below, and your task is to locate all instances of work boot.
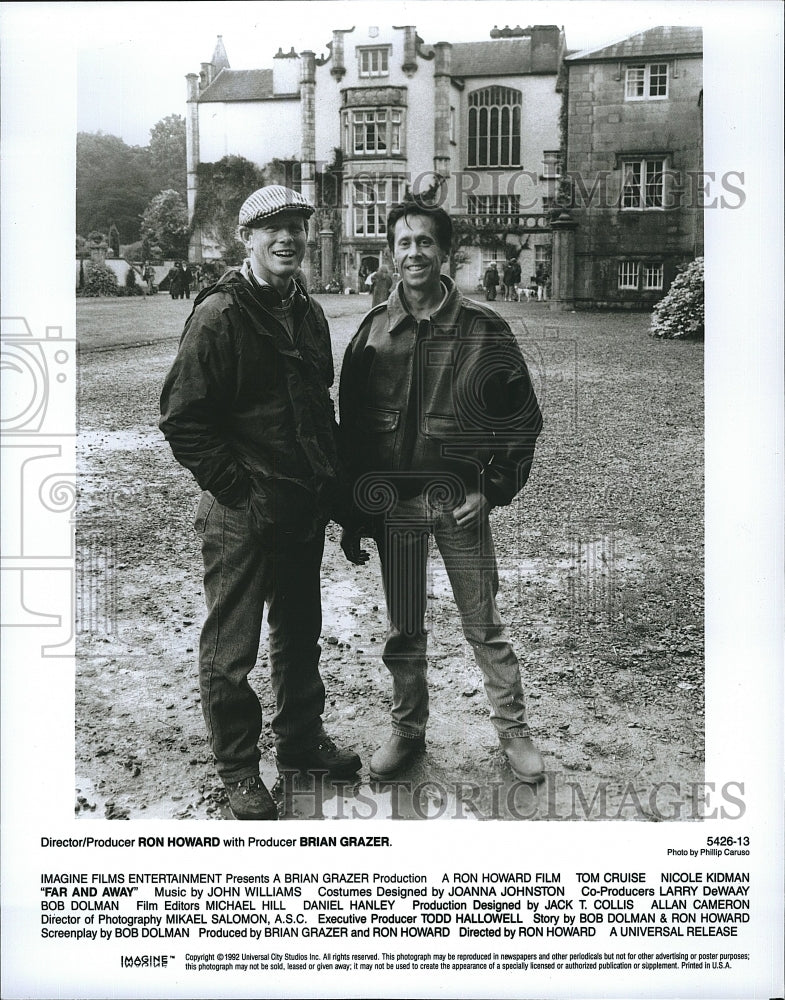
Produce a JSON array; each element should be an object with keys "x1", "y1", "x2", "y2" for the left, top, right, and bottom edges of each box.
[
  {"x1": 369, "y1": 734, "x2": 426, "y2": 781},
  {"x1": 501, "y1": 736, "x2": 545, "y2": 784},
  {"x1": 275, "y1": 734, "x2": 361, "y2": 779},
  {"x1": 224, "y1": 774, "x2": 278, "y2": 820}
]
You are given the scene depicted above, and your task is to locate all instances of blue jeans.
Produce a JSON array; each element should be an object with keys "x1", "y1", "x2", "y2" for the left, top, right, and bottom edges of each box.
[
  {"x1": 195, "y1": 492, "x2": 326, "y2": 783},
  {"x1": 373, "y1": 494, "x2": 530, "y2": 742}
]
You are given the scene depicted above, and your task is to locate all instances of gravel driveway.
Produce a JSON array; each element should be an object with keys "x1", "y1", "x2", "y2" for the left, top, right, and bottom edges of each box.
[{"x1": 75, "y1": 294, "x2": 704, "y2": 821}]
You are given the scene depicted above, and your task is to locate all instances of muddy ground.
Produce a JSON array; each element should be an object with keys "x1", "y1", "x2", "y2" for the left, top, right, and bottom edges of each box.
[{"x1": 75, "y1": 294, "x2": 703, "y2": 822}]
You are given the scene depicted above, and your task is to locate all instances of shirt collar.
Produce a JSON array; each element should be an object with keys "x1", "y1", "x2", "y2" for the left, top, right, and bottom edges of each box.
[
  {"x1": 241, "y1": 258, "x2": 296, "y2": 307},
  {"x1": 386, "y1": 275, "x2": 461, "y2": 334}
]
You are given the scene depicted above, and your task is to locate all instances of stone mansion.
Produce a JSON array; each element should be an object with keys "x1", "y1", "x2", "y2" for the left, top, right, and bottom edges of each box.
[{"x1": 185, "y1": 24, "x2": 703, "y2": 308}]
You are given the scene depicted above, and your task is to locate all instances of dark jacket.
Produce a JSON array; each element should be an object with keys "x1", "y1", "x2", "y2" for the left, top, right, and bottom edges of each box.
[
  {"x1": 159, "y1": 265, "x2": 341, "y2": 542},
  {"x1": 339, "y1": 277, "x2": 542, "y2": 518},
  {"x1": 483, "y1": 266, "x2": 499, "y2": 289},
  {"x1": 504, "y1": 260, "x2": 521, "y2": 285}
]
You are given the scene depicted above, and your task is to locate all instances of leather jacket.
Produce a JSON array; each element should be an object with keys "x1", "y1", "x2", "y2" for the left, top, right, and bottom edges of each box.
[
  {"x1": 159, "y1": 265, "x2": 340, "y2": 542},
  {"x1": 339, "y1": 276, "x2": 542, "y2": 516}
]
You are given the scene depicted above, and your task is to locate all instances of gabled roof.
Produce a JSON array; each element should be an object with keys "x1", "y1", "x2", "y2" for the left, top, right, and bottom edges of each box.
[
  {"x1": 566, "y1": 26, "x2": 702, "y2": 62},
  {"x1": 198, "y1": 69, "x2": 297, "y2": 103},
  {"x1": 450, "y1": 36, "x2": 561, "y2": 76},
  {"x1": 451, "y1": 39, "x2": 532, "y2": 76}
]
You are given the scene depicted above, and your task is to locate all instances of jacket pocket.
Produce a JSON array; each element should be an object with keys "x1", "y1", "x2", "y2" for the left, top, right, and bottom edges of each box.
[
  {"x1": 363, "y1": 407, "x2": 400, "y2": 433},
  {"x1": 358, "y1": 407, "x2": 400, "y2": 469},
  {"x1": 246, "y1": 475, "x2": 319, "y2": 542},
  {"x1": 422, "y1": 412, "x2": 461, "y2": 441}
]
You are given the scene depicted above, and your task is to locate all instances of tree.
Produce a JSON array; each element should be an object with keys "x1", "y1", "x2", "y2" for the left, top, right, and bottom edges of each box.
[
  {"x1": 76, "y1": 132, "x2": 154, "y2": 242},
  {"x1": 192, "y1": 155, "x2": 267, "y2": 264},
  {"x1": 140, "y1": 189, "x2": 189, "y2": 259},
  {"x1": 76, "y1": 118, "x2": 187, "y2": 246},
  {"x1": 148, "y1": 114, "x2": 187, "y2": 196}
]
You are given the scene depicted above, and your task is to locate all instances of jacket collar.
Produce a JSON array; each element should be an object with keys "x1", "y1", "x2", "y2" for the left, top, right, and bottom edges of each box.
[
  {"x1": 240, "y1": 259, "x2": 298, "y2": 308},
  {"x1": 386, "y1": 274, "x2": 462, "y2": 335},
  {"x1": 192, "y1": 265, "x2": 311, "y2": 346}
]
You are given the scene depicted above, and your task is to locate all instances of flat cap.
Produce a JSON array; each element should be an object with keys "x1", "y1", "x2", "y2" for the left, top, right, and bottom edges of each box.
[{"x1": 238, "y1": 185, "x2": 315, "y2": 227}]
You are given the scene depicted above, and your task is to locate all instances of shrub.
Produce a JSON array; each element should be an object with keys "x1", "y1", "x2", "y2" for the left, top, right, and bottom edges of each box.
[
  {"x1": 109, "y1": 223, "x2": 121, "y2": 258},
  {"x1": 120, "y1": 269, "x2": 144, "y2": 296},
  {"x1": 650, "y1": 257, "x2": 704, "y2": 340},
  {"x1": 80, "y1": 263, "x2": 119, "y2": 297}
]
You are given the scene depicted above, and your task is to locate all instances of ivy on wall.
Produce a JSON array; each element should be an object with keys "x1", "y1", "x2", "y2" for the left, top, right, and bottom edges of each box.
[{"x1": 191, "y1": 156, "x2": 267, "y2": 264}]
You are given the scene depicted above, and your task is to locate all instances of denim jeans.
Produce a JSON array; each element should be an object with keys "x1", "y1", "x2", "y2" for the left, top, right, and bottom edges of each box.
[
  {"x1": 194, "y1": 492, "x2": 326, "y2": 782},
  {"x1": 373, "y1": 494, "x2": 530, "y2": 742}
]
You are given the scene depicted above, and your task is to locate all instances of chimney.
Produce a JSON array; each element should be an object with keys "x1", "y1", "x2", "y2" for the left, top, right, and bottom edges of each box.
[
  {"x1": 330, "y1": 29, "x2": 346, "y2": 80},
  {"x1": 530, "y1": 25, "x2": 562, "y2": 72},
  {"x1": 273, "y1": 46, "x2": 300, "y2": 94},
  {"x1": 401, "y1": 25, "x2": 418, "y2": 76}
]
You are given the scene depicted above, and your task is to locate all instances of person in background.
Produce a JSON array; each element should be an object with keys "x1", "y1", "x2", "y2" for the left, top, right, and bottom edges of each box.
[
  {"x1": 358, "y1": 262, "x2": 370, "y2": 294},
  {"x1": 509, "y1": 257, "x2": 521, "y2": 300},
  {"x1": 502, "y1": 260, "x2": 514, "y2": 301},
  {"x1": 483, "y1": 260, "x2": 499, "y2": 301},
  {"x1": 536, "y1": 266, "x2": 548, "y2": 301},
  {"x1": 167, "y1": 261, "x2": 183, "y2": 299},
  {"x1": 142, "y1": 261, "x2": 155, "y2": 295},
  {"x1": 159, "y1": 185, "x2": 361, "y2": 820},
  {"x1": 180, "y1": 261, "x2": 193, "y2": 300},
  {"x1": 370, "y1": 264, "x2": 393, "y2": 307}
]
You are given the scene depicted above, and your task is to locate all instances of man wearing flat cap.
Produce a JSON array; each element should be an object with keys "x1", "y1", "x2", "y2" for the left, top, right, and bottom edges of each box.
[{"x1": 160, "y1": 185, "x2": 360, "y2": 820}]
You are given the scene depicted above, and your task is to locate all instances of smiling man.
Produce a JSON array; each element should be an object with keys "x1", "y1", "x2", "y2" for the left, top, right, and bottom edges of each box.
[
  {"x1": 159, "y1": 185, "x2": 360, "y2": 819},
  {"x1": 339, "y1": 197, "x2": 545, "y2": 787}
]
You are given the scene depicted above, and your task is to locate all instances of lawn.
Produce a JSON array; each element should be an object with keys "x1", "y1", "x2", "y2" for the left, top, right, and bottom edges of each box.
[{"x1": 76, "y1": 294, "x2": 195, "y2": 351}]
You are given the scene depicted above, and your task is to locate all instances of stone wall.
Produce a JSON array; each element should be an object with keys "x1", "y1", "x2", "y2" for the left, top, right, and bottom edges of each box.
[{"x1": 566, "y1": 54, "x2": 703, "y2": 308}]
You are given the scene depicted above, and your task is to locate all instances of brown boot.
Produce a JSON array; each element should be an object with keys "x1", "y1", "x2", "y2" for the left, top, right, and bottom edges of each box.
[
  {"x1": 224, "y1": 774, "x2": 278, "y2": 820},
  {"x1": 502, "y1": 736, "x2": 545, "y2": 784},
  {"x1": 369, "y1": 735, "x2": 425, "y2": 780}
]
